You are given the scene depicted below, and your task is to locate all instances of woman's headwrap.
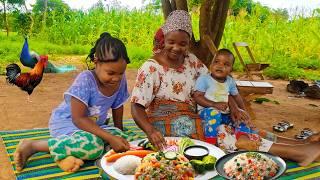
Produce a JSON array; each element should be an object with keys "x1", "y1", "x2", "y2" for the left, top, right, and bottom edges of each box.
[
  {"x1": 162, "y1": 10, "x2": 192, "y2": 37},
  {"x1": 153, "y1": 10, "x2": 192, "y2": 54}
]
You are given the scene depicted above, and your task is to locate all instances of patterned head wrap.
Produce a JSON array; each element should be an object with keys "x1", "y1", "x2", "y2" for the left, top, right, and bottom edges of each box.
[
  {"x1": 153, "y1": 10, "x2": 192, "y2": 54},
  {"x1": 161, "y1": 10, "x2": 193, "y2": 38}
]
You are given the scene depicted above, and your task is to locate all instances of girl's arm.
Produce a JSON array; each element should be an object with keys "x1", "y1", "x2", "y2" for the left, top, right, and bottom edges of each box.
[
  {"x1": 131, "y1": 102, "x2": 166, "y2": 150},
  {"x1": 193, "y1": 91, "x2": 228, "y2": 111},
  {"x1": 71, "y1": 97, "x2": 129, "y2": 152},
  {"x1": 112, "y1": 106, "x2": 124, "y2": 130}
]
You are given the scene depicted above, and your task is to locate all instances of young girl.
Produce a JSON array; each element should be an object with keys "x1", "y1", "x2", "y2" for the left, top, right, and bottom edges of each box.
[{"x1": 14, "y1": 32, "x2": 131, "y2": 172}]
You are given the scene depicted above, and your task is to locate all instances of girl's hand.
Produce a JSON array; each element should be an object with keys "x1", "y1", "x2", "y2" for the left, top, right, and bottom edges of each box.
[
  {"x1": 146, "y1": 128, "x2": 166, "y2": 150},
  {"x1": 108, "y1": 136, "x2": 130, "y2": 153}
]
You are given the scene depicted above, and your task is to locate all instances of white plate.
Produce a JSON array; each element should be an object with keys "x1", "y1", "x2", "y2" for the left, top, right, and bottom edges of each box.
[{"x1": 100, "y1": 137, "x2": 226, "y2": 180}]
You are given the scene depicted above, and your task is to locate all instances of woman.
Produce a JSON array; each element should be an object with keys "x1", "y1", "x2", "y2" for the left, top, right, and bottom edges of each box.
[
  {"x1": 131, "y1": 10, "x2": 320, "y2": 166},
  {"x1": 131, "y1": 10, "x2": 248, "y2": 149}
]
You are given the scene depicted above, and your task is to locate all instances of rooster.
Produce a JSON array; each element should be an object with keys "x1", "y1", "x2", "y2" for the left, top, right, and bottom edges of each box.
[{"x1": 6, "y1": 55, "x2": 48, "y2": 102}]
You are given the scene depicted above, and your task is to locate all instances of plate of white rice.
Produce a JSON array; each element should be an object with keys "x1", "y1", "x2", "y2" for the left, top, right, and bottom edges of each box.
[
  {"x1": 215, "y1": 151, "x2": 286, "y2": 180},
  {"x1": 98, "y1": 137, "x2": 226, "y2": 180}
]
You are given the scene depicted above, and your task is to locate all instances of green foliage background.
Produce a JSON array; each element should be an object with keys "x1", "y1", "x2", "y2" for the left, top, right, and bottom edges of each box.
[{"x1": 0, "y1": 0, "x2": 319, "y2": 80}]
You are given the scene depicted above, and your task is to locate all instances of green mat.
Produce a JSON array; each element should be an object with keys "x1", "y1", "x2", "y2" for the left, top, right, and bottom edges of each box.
[
  {"x1": 1, "y1": 120, "x2": 319, "y2": 179},
  {"x1": 0, "y1": 119, "x2": 145, "y2": 180}
]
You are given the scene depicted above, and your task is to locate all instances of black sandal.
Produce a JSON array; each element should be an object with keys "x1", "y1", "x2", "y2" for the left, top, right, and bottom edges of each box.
[{"x1": 273, "y1": 120, "x2": 294, "y2": 132}]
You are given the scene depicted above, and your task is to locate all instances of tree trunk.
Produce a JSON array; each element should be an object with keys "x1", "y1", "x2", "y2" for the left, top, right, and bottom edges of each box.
[
  {"x1": 175, "y1": 0, "x2": 187, "y2": 11},
  {"x1": 2, "y1": 0, "x2": 10, "y2": 36},
  {"x1": 41, "y1": 0, "x2": 48, "y2": 32},
  {"x1": 161, "y1": 0, "x2": 230, "y2": 67},
  {"x1": 161, "y1": 0, "x2": 172, "y2": 19},
  {"x1": 161, "y1": 0, "x2": 187, "y2": 19},
  {"x1": 195, "y1": 0, "x2": 230, "y2": 66}
]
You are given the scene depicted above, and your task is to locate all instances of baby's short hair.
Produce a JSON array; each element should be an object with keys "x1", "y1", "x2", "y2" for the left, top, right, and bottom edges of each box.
[{"x1": 215, "y1": 48, "x2": 235, "y2": 64}]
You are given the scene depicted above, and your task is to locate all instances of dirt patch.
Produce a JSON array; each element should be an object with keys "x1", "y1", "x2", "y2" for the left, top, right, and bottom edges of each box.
[{"x1": 0, "y1": 63, "x2": 319, "y2": 179}]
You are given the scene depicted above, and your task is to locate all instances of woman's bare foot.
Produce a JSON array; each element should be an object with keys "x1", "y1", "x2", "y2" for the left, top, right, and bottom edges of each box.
[
  {"x1": 56, "y1": 156, "x2": 84, "y2": 172},
  {"x1": 306, "y1": 133, "x2": 320, "y2": 143},
  {"x1": 298, "y1": 143, "x2": 320, "y2": 166},
  {"x1": 235, "y1": 136, "x2": 261, "y2": 151},
  {"x1": 14, "y1": 140, "x2": 37, "y2": 171}
]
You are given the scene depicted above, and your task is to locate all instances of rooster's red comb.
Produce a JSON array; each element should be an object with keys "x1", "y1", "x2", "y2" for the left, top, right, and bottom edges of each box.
[{"x1": 39, "y1": 55, "x2": 48, "y2": 61}]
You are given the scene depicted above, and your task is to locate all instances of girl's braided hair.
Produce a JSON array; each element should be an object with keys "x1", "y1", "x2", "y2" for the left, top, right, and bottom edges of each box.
[{"x1": 86, "y1": 32, "x2": 130, "y2": 68}]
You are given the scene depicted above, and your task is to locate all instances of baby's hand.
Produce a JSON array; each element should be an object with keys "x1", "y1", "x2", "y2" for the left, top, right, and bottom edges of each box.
[
  {"x1": 212, "y1": 102, "x2": 228, "y2": 111},
  {"x1": 108, "y1": 136, "x2": 130, "y2": 153}
]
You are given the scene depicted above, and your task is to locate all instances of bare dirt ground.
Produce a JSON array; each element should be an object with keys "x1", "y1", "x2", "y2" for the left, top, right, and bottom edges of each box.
[{"x1": 0, "y1": 59, "x2": 319, "y2": 179}]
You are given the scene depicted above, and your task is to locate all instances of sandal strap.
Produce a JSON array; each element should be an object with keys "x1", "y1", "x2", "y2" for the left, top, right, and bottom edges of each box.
[
  {"x1": 273, "y1": 125, "x2": 285, "y2": 132},
  {"x1": 295, "y1": 134, "x2": 308, "y2": 140},
  {"x1": 278, "y1": 120, "x2": 292, "y2": 127},
  {"x1": 301, "y1": 128, "x2": 313, "y2": 136}
]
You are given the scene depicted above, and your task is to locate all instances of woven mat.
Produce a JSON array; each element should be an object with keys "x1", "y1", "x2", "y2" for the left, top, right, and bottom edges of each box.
[
  {"x1": 0, "y1": 119, "x2": 145, "y2": 180},
  {"x1": 1, "y1": 120, "x2": 319, "y2": 179}
]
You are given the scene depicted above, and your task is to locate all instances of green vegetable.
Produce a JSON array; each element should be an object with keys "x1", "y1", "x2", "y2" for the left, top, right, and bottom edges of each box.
[
  {"x1": 164, "y1": 151, "x2": 177, "y2": 160},
  {"x1": 178, "y1": 137, "x2": 194, "y2": 154},
  {"x1": 138, "y1": 139, "x2": 157, "y2": 151},
  {"x1": 202, "y1": 155, "x2": 216, "y2": 170},
  {"x1": 156, "y1": 151, "x2": 165, "y2": 161},
  {"x1": 138, "y1": 139, "x2": 147, "y2": 147},
  {"x1": 254, "y1": 97, "x2": 279, "y2": 105},
  {"x1": 145, "y1": 142, "x2": 157, "y2": 151},
  {"x1": 190, "y1": 159, "x2": 206, "y2": 174}
]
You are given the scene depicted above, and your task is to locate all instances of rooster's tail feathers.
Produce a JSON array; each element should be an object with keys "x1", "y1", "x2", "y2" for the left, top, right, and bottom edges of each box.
[{"x1": 6, "y1": 63, "x2": 21, "y2": 84}]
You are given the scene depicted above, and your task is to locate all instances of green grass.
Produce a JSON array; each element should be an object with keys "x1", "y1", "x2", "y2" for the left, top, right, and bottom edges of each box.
[{"x1": 0, "y1": 6, "x2": 319, "y2": 80}]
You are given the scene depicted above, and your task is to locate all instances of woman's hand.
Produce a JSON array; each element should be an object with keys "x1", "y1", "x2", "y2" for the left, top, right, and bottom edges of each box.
[
  {"x1": 212, "y1": 102, "x2": 228, "y2": 111},
  {"x1": 131, "y1": 103, "x2": 166, "y2": 150},
  {"x1": 146, "y1": 128, "x2": 166, "y2": 150},
  {"x1": 230, "y1": 108, "x2": 253, "y2": 127},
  {"x1": 108, "y1": 136, "x2": 130, "y2": 153}
]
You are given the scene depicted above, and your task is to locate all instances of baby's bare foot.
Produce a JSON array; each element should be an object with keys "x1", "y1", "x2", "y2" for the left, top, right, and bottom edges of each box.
[
  {"x1": 14, "y1": 140, "x2": 36, "y2": 171},
  {"x1": 56, "y1": 156, "x2": 84, "y2": 172}
]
